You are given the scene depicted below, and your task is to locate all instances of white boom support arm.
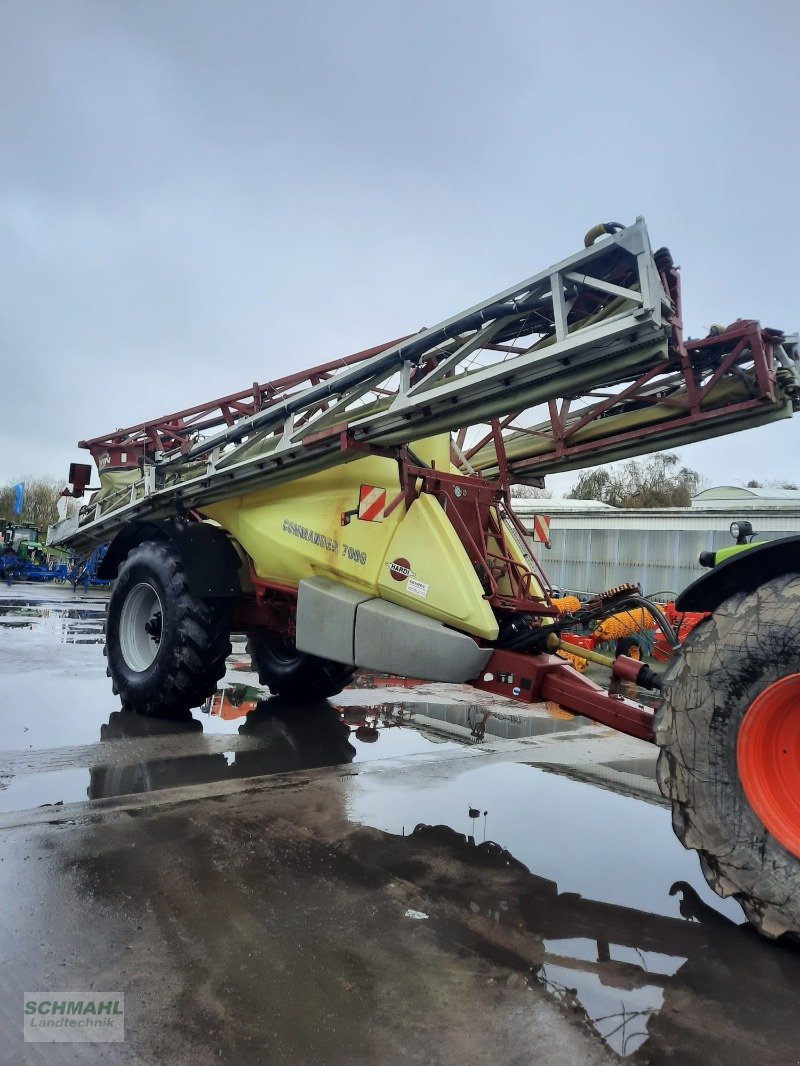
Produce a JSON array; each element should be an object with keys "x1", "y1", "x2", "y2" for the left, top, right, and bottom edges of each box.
[{"x1": 49, "y1": 218, "x2": 798, "y2": 553}]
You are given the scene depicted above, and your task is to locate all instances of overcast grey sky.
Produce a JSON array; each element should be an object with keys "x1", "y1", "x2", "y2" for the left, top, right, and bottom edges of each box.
[{"x1": 1, "y1": 0, "x2": 798, "y2": 494}]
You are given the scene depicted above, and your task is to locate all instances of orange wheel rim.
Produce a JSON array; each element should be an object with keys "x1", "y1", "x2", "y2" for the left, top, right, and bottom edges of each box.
[
  {"x1": 737, "y1": 674, "x2": 800, "y2": 858},
  {"x1": 630, "y1": 645, "x2": 641, "y2": 661}
]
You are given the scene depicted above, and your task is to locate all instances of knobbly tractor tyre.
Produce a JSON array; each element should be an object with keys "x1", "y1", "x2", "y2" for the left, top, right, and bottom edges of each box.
[
  {"x1": 246, "y1": 631, "x2": 356, "y2": 702},
  {"x1": 104, "y1": 539, "x2": 232, "y2": 717},
  {"x1": 655, "y1": 572, "x2": 800, "y2": 939}
]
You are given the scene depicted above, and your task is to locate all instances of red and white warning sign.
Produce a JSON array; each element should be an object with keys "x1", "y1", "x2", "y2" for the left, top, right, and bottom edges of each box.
[
  {"x1": 532, "y1": 514, "x2": 551, "y2": 544},
  {"x1": 358, "y1": 484, "x2": 386, "y2": 523}
]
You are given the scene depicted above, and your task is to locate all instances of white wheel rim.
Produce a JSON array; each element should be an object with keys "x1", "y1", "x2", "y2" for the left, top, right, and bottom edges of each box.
[{"x1": 119, "y1": 582, "x2": 163, "y2": 672}]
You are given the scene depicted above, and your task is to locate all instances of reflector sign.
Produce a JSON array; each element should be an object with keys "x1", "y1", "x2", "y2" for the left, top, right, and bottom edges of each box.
[
  {"x1": 532, "y1": 514, "x2": 551, "y2": 544},
  {"x1": 358, "y1": 484, "x2": 386, "y2": 523}
]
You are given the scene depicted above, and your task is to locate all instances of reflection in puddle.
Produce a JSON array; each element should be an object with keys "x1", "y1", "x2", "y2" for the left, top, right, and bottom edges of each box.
[
  {"x1": 84, "y1": 700, "x2": 469, "y2": 801},
  {"x1": 1, "y1": 702, "x2": 359, "y2": 809},
  {"x1": 89, "y1": 702, "x2": 357, "y2": 800},
  {"x1": 361, "y1": 822, "x2": 800, "y2": 1060},
  {"x1": 57, "y1": 700, "x2": 458, "y2": 805},
  {"x1": 0, "y1": 591, "x2": 107, "y2": 644},
  {"x1": 348, "y1": 761, "x2": 742, "y2": 920},
  {"x1": 0, "y1": 694, "x2": 472, "y2": 811},
  {"x1": 343, "y1": 758, "x2": 761, "y2": 1057},
  {"x1": 541, "y1": 959, "x2": 663, "y2": 1056},
  {"x1": 205, "y1": 684, "x2": 263, "y2": 720}
]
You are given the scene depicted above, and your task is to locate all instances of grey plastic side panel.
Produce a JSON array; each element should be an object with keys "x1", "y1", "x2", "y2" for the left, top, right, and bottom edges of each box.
[
  {"x1": 295, "y1": 577, "x2": 371, "y2": 664},
  {"x1": 353, "y1": 599, "x2": 492, "y2": 682}
]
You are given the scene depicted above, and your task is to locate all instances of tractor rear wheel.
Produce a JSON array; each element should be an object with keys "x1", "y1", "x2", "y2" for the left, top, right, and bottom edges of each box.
[
  {"x1": 247, "y1": 631, "x2": 356, "y2": 702},
  {"x1": 655, "y1": 572, "x2": 800, "y2": 938},
  {"x1": 105, "y1": 540, "x2": 232, "y2": 717}
]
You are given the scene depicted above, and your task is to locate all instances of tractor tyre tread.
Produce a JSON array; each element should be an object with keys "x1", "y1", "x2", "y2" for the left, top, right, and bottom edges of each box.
[{"x1": 654, "y1": 572, "x2": 800, "y2": 939}]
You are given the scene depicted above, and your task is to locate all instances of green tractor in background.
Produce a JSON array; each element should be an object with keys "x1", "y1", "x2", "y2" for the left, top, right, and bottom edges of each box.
[
  {"x1": 0, "y1": 523, "x2": 71, "y2": 582},
  {"x1": 1, "y1": 523, "x2": 45, "y2": 565},
  {"x1": 699, "y1": 519, "x2": 766, "y2": 568}
]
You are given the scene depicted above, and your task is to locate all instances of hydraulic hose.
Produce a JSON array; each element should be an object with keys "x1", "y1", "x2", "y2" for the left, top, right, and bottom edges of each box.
[
  {"x1": 627, "y1": 595, "x2": 681, "y2": 650},
  {"x1": 583, "y1": 222, "x2": 626, "y2": 247}
]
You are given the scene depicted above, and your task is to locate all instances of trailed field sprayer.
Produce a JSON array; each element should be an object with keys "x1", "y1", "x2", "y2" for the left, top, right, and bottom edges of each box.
[{"x1": 49, "y1": 219, "x2": 800, "y2": 938}]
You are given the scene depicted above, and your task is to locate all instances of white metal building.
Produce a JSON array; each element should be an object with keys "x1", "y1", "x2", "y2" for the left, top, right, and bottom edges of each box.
[{"x1": 513, "y1": 489, "x2": 800, "y2": 599}]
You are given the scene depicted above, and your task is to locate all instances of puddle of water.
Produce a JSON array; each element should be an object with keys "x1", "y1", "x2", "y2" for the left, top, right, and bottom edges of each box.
[
  {"x1": 6, "y1": 587, "x2": 800, "y2": 1063},
  {"x1": 341, "y1": 760, "x2": 762, "y2": 1057},
  {"x1": 342, "y1": 770, "x2": 800, "y2": 1060},
  {"x1": 0, "y1": 588, "x2": 113, "y2": 749},
  {"x1": 346, "y1": 759, "x2": 744, "y2": 923},
  {"x1": 350, "y1": 725, "x2": 462, "y2": 762},
  {"x1": 0, "y1": 587, "x2": 631, "y2": 754},
  {"x1": 0, "y1": 664, "x2": 114, "y2": 751},
  {"x1": 0, "y1": 699, "x2": 469, "y2": 811},
  {"x1": 0, "y1": 591, "x2": 107, "y2": 624},
  {"x1": 0, "y1": 592, "x2": 250, "y2": 749},
  {"x1": 0, "y1": 767, "x2": 91, "y2": 813}
]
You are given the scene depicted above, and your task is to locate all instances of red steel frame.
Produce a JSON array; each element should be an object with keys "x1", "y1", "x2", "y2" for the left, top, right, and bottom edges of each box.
[
  {"x1": 460, "y1": 250, "x2": 787, "y2": 480},
  {"x1": 473, "y1": 648, "x2": 654, "y2": 741},
  {"x1": 76, "y1": 338, "x2": 533, "y2": 470},
  {"x1": 76, "y1": 253, "x2": 787, "y2": 496},
  {"x1": 503, "y1": 321, "x2": 783, "y2": 480},
  {"x1": 462, "y1": 318, "x2": 786, "y2": 481},
  {"x1": 77, "y1": 336, "x2": 414, "y2": 469}
]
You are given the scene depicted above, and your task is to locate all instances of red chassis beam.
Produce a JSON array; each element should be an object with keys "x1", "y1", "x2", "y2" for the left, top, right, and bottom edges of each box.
[{"x1": 473, "y1": 647, "x2": 655, "y2": 742}]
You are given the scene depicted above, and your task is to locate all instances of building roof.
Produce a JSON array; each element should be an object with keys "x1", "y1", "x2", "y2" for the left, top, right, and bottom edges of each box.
[
  {"x1": 511, "y1": 497, "x2": 616, "y2": 513},
  {"x1": 692, "y1": 485, "x2": 800, "y2": 506}
]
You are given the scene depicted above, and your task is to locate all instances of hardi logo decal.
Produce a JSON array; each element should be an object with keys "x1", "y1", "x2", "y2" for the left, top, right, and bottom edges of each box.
[{"x1": 387, "y1": 558, "x2": 414, "y2": 581}]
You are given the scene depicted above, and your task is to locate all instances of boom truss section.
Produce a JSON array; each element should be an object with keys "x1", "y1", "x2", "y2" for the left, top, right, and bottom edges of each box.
[{"x1": 50, "y1": 218, "x2": 799, "y2": 551}]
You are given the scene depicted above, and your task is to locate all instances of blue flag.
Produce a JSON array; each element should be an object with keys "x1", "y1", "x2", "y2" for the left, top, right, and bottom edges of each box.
[{"x1": 13, "y1": 483, "x2": 24, "y2": 515}]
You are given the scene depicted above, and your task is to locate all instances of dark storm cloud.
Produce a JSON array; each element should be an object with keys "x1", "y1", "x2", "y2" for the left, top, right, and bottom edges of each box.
[{"x1": 1, "y1": 0, "x2": 798, "y2": 487}]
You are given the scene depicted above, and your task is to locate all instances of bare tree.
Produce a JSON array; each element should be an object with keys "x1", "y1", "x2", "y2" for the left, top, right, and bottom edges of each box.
[
  {"x1": 0, "y1": 477, "x2": 64, "y2": 530},
  {"x1": 566, "y1": 454, "x2": 704, "y2": 508},
  {"x1": 510, "y1": 484, "x2": 553, "y2": 499}
]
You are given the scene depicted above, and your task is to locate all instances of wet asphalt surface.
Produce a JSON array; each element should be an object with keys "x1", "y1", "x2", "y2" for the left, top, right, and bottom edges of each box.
[{"x1": 1, "y1": 585, "x2": 799, "y2": 1064}]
